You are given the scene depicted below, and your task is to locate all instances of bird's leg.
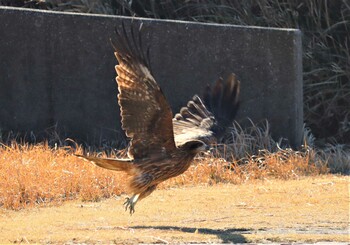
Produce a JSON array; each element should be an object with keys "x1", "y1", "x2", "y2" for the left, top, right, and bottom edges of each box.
[
  {"x1": 123, "y1": 185, "x2": 157, "y2": 214},
  {"x1": 124, "y1": 194, "x2": 139, "y2": 214}
]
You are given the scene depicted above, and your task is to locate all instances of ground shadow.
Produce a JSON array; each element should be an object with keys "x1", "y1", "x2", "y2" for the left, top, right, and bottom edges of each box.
[{"x1": 131, "y1": 225, "x2": 250, "y2": 243}]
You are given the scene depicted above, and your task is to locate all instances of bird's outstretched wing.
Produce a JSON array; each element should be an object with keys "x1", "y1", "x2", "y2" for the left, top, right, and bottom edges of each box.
[
  {"x1": 112, "y1": 23, "x2": 176, "y2": 160},
  {"x1": 173, "y1": 73, "x2": 240, "y2": 146},
  {"x1": 173, "y1": 95, "x2": 216, "y2": 146},
  {"x1": 203, "y1": 73, "x2": 240, "y2": 140}
]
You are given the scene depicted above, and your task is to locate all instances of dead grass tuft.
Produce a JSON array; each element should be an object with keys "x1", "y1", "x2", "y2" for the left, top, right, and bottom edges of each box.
[
  {"x1": 164, "y1": 145, "x2": 327, "y2": 190},
  {"x1": 0, "y1": 142, "x2": 125, "y2": 210},
  {"x1": 0, "y1": 137, "x2": 329, "y2": 210}
]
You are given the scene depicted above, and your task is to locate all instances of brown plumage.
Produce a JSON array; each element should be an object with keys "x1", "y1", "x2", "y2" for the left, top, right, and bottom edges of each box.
[
  {"x1": 173, "y1": 74, "x2": 240, "y2": 146},
  {"x1": 77, "y1": 23, "x2": 240, "y2": 214}
]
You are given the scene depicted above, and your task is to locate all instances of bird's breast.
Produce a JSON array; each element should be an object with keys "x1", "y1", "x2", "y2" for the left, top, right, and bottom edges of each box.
[
  {"x1": 157, "y1": 153, "x2": 196, "y2": 181},
  {"x1": 135, "y1": 152, "x2": 196, "y2": 184}
]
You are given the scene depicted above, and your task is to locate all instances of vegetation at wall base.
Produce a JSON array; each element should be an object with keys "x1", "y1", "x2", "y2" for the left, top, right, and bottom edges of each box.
[{"x1": 1, "y1": 121, "x2": 348, "y2": 211}]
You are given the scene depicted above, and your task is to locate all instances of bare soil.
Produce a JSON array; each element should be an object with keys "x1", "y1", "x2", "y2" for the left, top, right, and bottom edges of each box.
[{"x1": 0, "y1": 175, "x2": 348, "y2": 244}]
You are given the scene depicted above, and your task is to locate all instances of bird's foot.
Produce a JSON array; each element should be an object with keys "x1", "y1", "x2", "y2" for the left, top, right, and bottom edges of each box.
[
  {"x1": 123, "y1": 194, "x2": 139, "y2": 215},
  {"x1": 123, "y1": 197, "x2": 135, "y2": 214}
]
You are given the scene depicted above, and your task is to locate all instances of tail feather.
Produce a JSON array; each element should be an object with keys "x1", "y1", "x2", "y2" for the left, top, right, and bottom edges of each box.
[{"x1": 75, "y1": 154, "x2": 133, "y2": 172}]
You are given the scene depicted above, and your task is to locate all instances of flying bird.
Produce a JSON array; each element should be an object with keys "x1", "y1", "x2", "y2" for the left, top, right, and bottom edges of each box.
[{"x1": 77, "y1": 23, "x2": 240, "y2": 214}]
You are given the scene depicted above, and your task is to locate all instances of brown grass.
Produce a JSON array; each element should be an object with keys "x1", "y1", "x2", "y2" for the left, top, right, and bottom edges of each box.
[
  {"x1": 0, "y1": 142, "x2": 123, "y2": 210},
  {"x1": 0, "y1": 141, "x2": 329, "y2": 210},
  {"x1": 0, "y1": 175, "x2": 348, "y2": 243}
]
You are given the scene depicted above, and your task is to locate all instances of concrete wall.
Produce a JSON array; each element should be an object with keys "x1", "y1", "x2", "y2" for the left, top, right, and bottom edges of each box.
[{"x1": 0, "y1": 6, "x2": 303, "y2": 146}]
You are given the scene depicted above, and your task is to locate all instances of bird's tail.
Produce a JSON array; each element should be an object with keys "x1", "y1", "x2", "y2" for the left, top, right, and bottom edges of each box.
[{"x1": 75, "y1": 154, "x2": 133, "y2": 172}]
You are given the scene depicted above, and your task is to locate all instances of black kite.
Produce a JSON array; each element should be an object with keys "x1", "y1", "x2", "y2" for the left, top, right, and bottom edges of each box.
[{"x1": 77, "y1": 23, "x2": 240, "y2": 214}]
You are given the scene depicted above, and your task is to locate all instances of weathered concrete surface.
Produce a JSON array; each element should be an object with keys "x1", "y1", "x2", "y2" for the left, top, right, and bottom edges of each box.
[{"x1": 0, "y1": 7, "x2": 303, "y2": 146}]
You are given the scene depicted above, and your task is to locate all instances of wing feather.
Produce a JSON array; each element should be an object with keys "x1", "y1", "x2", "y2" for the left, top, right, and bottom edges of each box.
[
  {"x1": 173, "y1": 73, "x2": 240, "y2": 146},
  {"x1": 173, "y1": 95, "x2": 216, "y2": 146},
  {"x1": 112, "y1": 23, "x2": 176, "y2": 159},
  {"x1": 204, "y1": 73, "x2": 240, "y2": 130}
]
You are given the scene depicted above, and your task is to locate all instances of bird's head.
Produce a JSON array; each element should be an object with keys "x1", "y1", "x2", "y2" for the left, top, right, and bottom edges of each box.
[{"x1": 180, "y1": 140, "x2": 209, "y2": 154}]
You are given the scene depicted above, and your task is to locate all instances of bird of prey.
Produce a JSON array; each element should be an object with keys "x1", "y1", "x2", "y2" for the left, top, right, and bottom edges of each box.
[{"x1": 77, "y1": 23, "x2": 240, "y2": 214}]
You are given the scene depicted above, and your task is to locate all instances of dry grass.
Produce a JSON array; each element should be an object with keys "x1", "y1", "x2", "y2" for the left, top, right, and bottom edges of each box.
[
  {"x1": 0, "y1": 127, "x2": 347, "y2": 243},
  {"x1": 0, "y1": 138, "x2": 329, "y2": 211},
  {"x1": 1, "y1": 120, "x2": 347, "y2": 211},
  {"x1": 0, "y1": 142, "x2": 124, "y2": 210},
  {"x1": 0, "y1": 175, "x2": 348, "y2": 243}
]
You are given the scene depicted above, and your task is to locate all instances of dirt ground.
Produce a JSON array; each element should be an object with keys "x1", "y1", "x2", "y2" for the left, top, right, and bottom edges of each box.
[{"x1": 0, "y1": 175, "x2": 349, "y2": 244}]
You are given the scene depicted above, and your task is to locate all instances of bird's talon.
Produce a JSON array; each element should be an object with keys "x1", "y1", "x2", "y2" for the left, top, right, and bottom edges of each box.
[
  {"x1": 124, "y1": 197, "x2": 130, "y2": 211},
  {"x1": 123, "y1": 197, "x2": 135, "y2": 214}
]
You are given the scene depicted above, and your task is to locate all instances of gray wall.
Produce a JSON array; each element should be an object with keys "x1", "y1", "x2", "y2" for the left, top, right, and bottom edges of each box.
[{"x1": 0, "y1": 7, "x2": 303, "y2": 146}]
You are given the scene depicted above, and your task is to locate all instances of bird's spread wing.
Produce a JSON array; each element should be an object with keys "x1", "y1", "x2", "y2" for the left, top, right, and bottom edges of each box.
[
  {"x1": 173, "y1": 73, "x2": 240, "y2": 146},
  {"x1": 173, "y1": 95, "x2": 216, "y2": 146},
  {"x1": 112, "y1": 23, "x2": 176, "y2": 160},
  {"x1": 203, "y1": 73, "x2": 240, "y2": 138}
]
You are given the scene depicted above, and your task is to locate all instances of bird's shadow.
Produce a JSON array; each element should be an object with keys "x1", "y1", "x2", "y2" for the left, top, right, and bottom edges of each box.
[{"x1": 130, "y1": 225, "x2": 250, "y2": 243}]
